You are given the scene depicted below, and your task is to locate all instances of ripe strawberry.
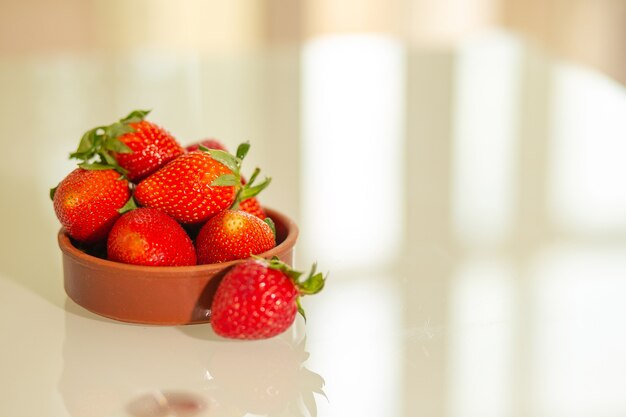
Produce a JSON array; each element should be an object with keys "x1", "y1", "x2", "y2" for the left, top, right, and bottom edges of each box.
[
  {"x1": 134, "y1": 151, "x2": 236, "y2": 225},
  {"x1": 238, "y1": 196, "x2": 267, "y2": 219},
  {"x1": 186, "y1": 140, "x2": 268, "y2": 219},
  {"x1": 107, "y1": 208, "x2": 196, "y2": 266},
  {"x1": 185, "y1": 138, "x2": 228, "y2": 152},
  {"x1": 196, "y1": 209, "x2": 276, "y2": 264},
  {"x1": 70, "y1": 110, "x2": 184, "y2": 183},
  {"x1": 210, "y1": 258, "x2": 326, "y2": 340},
  {"x1": 134, "y1": 143, "x2": 270, "y2": 225},
  {"x1": 52, "y1": 168, "x2": 131, "y2": 243}
]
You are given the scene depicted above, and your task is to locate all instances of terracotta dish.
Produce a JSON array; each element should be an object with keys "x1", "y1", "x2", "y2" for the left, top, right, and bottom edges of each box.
[{"x1": 58, "y1": 208, "x2": 298, "y2": 325}]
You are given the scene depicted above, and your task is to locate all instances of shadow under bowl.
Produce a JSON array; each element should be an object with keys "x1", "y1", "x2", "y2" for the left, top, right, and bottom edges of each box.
[{"x1": 58, "y1": 208, "x2": 298, "y2": 325}]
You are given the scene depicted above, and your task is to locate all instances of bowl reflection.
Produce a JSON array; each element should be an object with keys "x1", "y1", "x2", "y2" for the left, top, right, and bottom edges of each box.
[{"x1": 59, "y1": 303, "x2": 325, "y2": 417}]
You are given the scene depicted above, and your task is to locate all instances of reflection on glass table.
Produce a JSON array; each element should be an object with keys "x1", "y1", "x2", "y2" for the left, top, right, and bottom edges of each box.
[{"x1": 60, "y1": 300, "x2": 325, "y2": 417}]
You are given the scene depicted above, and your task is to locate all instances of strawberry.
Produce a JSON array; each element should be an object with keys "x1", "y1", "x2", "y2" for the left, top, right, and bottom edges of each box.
[
  {"x1": 70, "y1": 110, "x2": 184, "y2": 182},
  {"x1": 196, "y1": 209, "x2": 276, "y2": 264},
  {"x1": 238, "y1": 196, "x2": 267, "y2": 219},
  {"x1": 51, "y1": 168, "x2": 131, "y2": 243},
  {"x1": 133, "y1": 151, "x2": 236, "y2": 225},
  {"x1": 185, "y1": 138, "x2": 228, "y2": 152},
  {"x1": 134, "y1": 143, "x2": 270, "y2": 225},
  {"x1": 210, "y1": 258, "x2": 326, "y2": 340},
  {"x1": 186, "y1": 140, "x2": 268, "y2": 219},
  {"x1": 107, "y1": 208, "x2": 196, "y2": 266}
]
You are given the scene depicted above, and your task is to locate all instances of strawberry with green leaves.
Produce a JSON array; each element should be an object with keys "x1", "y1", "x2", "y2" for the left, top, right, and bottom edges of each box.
[
  {"x1": 52, "y1": 168, "x2": 132, "y2": 243},
  {"x1": 70, "y1": 110, "x2": 183, "y2": 182},
  {"x1": 107, "y1": 208, "x2": 196, "y2": 266},
  {"x1": 195, "y1": 209, "x2": 276, "y2": 264},
  {"x1": 134, "y1": 143, "x2": 270, "y2": 225},
  {"x1": 185, "y1": 140, "x2": 268, "y2": 219},
  {"x1": 210, "y1": 258, "x2": 326, "y2": 340}
]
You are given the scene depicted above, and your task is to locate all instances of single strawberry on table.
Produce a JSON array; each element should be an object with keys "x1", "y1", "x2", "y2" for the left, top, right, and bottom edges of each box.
[
  {"x1": 210, "y1": 258, "x2": 326, "y2": 340},
  {"x1": 51, "y1": 168, "x2": 132, "y2": 243},
  {"x1": 70, "y1": 109, "x2": 184, "y2": 183},
  {"x1": 134, "y1": 143, "x2": 270, "y2": 225},
  {"x1": 107, "y1": 207, "x2": 196, "y2": 266},
  {"x1": 195, "y1": 209, "x2": 276, "y2": 264}
]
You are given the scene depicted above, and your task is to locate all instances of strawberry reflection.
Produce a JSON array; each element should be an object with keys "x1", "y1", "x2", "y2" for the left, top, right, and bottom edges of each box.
[
  {"x1": 204, "y1": 337, "x2": 325, "y2": 417},
  {"x1": 59, "y1": 300, "x2": 325, "y2": 417}
]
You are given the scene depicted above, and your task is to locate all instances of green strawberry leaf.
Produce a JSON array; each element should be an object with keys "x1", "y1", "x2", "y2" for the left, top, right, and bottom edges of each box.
[
  {"x1": 103, "y1": 136, "x2": 133, "y2": 154},
  {"x1": 247, "y1": 166, "x2": 260, "y2": 185},
  {"x1": 49, "y1": 186, "x2": 58, "y2": 201},
  {"x1": 78, "y1": 162, "x2": 115, "y2": 170},
  {"x1": 207, "y1": 149, "x2": 239, "y2": 173},
  {"x1": 74, "y1": 130, "x2": 95, "y2": 154},
  {"x1": 117, "y1": 196, "x2": 138, "y2": 214},
  {"x1": 104, "y1": 122, "x2": 134, "y2": 141},
  {"x1": 296, "y1": 297, "x2": 307, "y2": 322},
  {"x1": 69, "y1": 111, "x2": 147, "y2": 176},
  {"x1": 236, "y1": 142, "x2": 250, "y2": 160},
  {"x1": 120, "y1": 109, "x2": 150, "y2": 124},
  {"x1": 298, "y1": 271, "x2": 326, "y2": 295},
  {"x1": 263, "y1": 256, "x2": 303, "y2": 281},
  {"x1": 98, "y1": 150, "x2": 129, "y2": 176},
  {"x1": 211, "y1": 174, "x2": 240, "y2": 187},
  {"x1": 70, "y1": 128, "x2": 100, "y2": 160},
  {"x1": 264, "y1": 217, "x2": 276, "y2": 240},
  {"x1": 238, "y1": 176, "x2": 271, "y2": 201}
]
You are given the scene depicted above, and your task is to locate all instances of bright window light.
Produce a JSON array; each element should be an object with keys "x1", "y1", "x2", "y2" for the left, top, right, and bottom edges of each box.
[
  {"x1": 548, "y1": 64, "x2": 626, "y2": 234},
  {"x1": 305, "y1": 273, "x2": 402, "y2": 417},
  {"x1": 451, "y1": 32, "x2": 522, "y2": 246},
  {"x1": 447, "y1": 257, "x2": 516, "y2": 417},
  {"x1": 530, "y1": 245, "x2": 626, "y2": 417},
  {"x1": 301, "y1": 34, "x2": 405, "y2": 270}
]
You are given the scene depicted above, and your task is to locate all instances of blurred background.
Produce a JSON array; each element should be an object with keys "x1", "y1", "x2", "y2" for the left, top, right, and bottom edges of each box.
[{"x1": 1, "y1": 1, "x2": 626, "y2": 416}]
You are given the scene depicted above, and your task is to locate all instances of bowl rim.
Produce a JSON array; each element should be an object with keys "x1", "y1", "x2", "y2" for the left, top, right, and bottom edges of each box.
[{"x1": 57, "y1": 207, "x2": 299, "y2": 276}]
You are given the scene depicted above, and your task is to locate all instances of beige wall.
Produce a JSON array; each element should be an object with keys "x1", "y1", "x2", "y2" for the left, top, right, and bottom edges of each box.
[
  {"x1": 503, "y1": 0, "x2": 626, "y2": 85},
  {"x1": 1, "y1": 0, "x2": 624, "y2": 83}
]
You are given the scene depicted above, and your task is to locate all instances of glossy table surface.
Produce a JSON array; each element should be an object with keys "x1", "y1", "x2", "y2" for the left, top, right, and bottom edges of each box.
[{"x1": 1, "y1": 32, "x2": 626, "y2": 417}]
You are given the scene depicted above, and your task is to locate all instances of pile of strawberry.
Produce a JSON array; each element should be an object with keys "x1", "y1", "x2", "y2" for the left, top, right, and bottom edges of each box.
[{"x1": 51, "y1": 110, "x2": 325, "y2": 339}]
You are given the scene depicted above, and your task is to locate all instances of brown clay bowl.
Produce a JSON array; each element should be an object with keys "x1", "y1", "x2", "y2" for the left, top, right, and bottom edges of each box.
[{"x1": 58, "y1": 208, "x2": 298, "y2": 325}]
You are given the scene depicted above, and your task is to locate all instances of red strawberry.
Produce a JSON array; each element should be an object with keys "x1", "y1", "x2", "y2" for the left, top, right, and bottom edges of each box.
[
  {"x1": 135, "y1": 143, "x2": 270, "y2": 225},
  {"x1": 70, "y1": 110, "x2": 184, "y2": 183},
  {"x1": 238, "y1": 196, "x2": 267, "y2": 219},
  {"x1": 107, "y1": 208, "x2": 196, "y2": 266},
  {"x1": 210, "y1": 258, "x2": 326, "y2": 340},
  {"x1": 113, "y1": 119, "x2": 183, "y2": 182},
  {"x1": 185, "y1": 138, "x2": 228, "y2": 152},
  {"x1": 196, "y1": 210, "x2": 275, "y2": 264},
  {"x1": 52, "y1": 168, "x2": 131, "y2": 243},
  {"x1": 187, "y1": 141, "x2": 268, "y2": 219},
  {"x1": 134, "y1": 151, "x2": 236, "y2": 225}
]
